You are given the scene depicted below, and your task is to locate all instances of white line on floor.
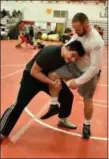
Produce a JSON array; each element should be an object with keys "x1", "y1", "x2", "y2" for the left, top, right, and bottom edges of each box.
[
  {"x1": 11, "y1": 101, "x2": 50, "y2": 143},
  {"x1": 1, "y1": 69, "x2": 23, "y2": 79},
  {"x1": 97, "y1": 84, "x2": 108, "y2": 87},
  {"x1": 78, "y1": 102, "x2": 107, "y2": 107},
  {"x1": 25, "y1": 108, "x2": 108, "y2": 141},
  {"x1": 1, "y1": 64, "x2": 25, "y2": 67},
  {"x1": 79, "y1": 98, "x2": 107, "y2": 103}
]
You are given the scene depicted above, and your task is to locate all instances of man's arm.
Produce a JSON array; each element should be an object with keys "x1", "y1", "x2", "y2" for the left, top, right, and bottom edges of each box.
[
  {"x1": 75, "y1": 42, "x2": 104, "y2": 86},
  {"x1": 31, "y1": 62, "x2": 55, "y2": 86},
  {"x1": 48, "y1": 72, "x2": 60, "y2": 81}
]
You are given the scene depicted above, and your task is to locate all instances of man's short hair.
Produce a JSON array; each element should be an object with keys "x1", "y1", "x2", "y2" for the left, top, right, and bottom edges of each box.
[
  {"x1": 72, "y1": 13, "x2": 89, "y2": 24},
  {"x1": 66, "y1": 40, "x2": 85, "y2": 57}
]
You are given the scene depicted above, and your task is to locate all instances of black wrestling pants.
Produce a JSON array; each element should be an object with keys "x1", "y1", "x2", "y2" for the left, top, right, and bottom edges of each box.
[{"x1": 0, "y1": 70, "x2": 74, "y2": 137}]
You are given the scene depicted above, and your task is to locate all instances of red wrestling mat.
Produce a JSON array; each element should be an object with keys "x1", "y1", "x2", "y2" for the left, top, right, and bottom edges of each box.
[{"x1": 1, "y1": 40, "x2": 108, "y2": 158}]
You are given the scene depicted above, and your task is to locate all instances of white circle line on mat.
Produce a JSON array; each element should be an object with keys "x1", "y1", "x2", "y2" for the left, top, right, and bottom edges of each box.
[{"x1": 25, "y1": 108, "x2": 108, "y2": 141}]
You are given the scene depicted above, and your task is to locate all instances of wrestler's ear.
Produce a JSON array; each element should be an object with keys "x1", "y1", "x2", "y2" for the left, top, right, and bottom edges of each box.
[{"x1": 66, "y1": 46, "x2": 71, "y2": 51}]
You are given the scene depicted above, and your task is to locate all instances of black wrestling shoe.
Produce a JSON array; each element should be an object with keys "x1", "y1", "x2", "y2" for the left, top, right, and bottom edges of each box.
[
  {"x1": 40, "y1": 105, "x2": 60, "y2": 120},
  {"x1": 82, "y1": 124, "x2": 91, "y2": 139}
]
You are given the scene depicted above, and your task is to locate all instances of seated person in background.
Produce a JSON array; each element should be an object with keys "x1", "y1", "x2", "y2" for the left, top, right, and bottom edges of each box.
[
  {"x1": 33, "y1": 37, "x2": 45, "y2": 50},
  {"x1": 94, "y1": 25, "x2": 104, "y2": 39},
  {"x1": 97, "y1": 27, "x2": 104, "y2": 39},
  {"x1": 32, "y1": 40, "x2": 45, "y2": 58},
  {"x1": 60, "y1": 28, "x2": 72, "y2": 44},
  {"x1": 35, "y1": 42, "x2": 45, "y2": 49},
  {"x1": 47, "y1": 29, "x2": 57, "y2": 35},
  {"x1": 70, "y1": 29, "x2": 75, "y2": 36}
]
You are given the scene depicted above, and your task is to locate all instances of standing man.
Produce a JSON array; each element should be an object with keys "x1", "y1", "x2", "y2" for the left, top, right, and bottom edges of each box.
[
  {"x1": 41, "y1": 13, "x2": 104, "y2": 139},
  {"x1": 28, "y1": 25, "x2": 34, "y2": 44},
  {"x1": 18, "y1": 22, "x2": 26, "y2": 33}
]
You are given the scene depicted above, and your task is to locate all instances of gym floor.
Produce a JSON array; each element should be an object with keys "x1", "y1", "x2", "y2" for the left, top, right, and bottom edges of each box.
[{"x1": 1, "y1": 40, "x2": 108, "y2": 158}]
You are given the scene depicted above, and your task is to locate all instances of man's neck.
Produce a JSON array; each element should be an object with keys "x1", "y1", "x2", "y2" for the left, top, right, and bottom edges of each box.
[{"x1": 86, "y1": 25, "x2": 91, "y2": 36}]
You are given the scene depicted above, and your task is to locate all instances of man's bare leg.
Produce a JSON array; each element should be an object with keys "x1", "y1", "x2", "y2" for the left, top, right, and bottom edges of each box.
[
  {"x1": 82, "y1": 98, "x2": 93, "y2": 139},
  {"x1": 16, "y1": 41, "x2": 24, "y2": 48},
  {"x1": 84, "y1": 98, "x2": 93, "y2": 121}
]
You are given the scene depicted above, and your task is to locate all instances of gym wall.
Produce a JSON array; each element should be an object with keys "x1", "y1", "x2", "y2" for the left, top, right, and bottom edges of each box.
[
  {"x1": 1, "y1": 1, "x2": 107, "y2": 43},
  {"x1": 1, "y1": 1, "x2": 107, "y2": 22}
]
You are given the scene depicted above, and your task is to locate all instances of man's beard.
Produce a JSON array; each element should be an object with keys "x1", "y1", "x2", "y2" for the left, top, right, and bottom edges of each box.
[{"x1": 78, "y1": 28, "x2": 87, "y2": 37}]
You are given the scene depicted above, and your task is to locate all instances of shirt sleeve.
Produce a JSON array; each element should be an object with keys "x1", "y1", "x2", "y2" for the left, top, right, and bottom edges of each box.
[
  {"x1": 35, "y1": 47, "x2": 56, "y2": 70},
  {"x1": 75, "y1": 41, "x2": 104, "y2": 85},
  {"x1": 35, "y1": 52, "x2": 51, "y2": 70}
]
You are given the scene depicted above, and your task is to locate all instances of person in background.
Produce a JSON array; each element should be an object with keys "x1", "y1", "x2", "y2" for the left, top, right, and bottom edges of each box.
[
  {"x1": 18, "y1": 22, "x2": 26, "y2": 34},
  {"x1": 15, "y1": 32, "x2": 28, "y2": 48},
  {"x1": 33, "y1": 39, "x2": 45, "y2": 50},
  {"x1": 60, "y1": 28, "x2": 72, "y2": 44},
  {"x1": 1, "y1": 9, "x2": 7, "y2": 18},
  {"x1": 94, "y1": 25, "x2": 104, "y2": 39},
  {"x1": 28, "y1": 25, "x2": 34, "y2": 44},
  {"x1": 70, "y1": 29, "x2": 75, "y2": 36},
  {"x1": 12, "y1": 9, "x2": 17, "y2": 17},
  {"x1": 47, "y1": 29, "x2": 57, "y2": 35}
]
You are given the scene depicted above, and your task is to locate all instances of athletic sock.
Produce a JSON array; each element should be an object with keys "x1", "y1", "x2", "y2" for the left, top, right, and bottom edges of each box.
[
  {"x1": 60, "y1": 118, "x2": 66, "y2": 122},
  {"x1": 84, "y1": 119, "x2": 91, "y2": 126},
  {"x1": 50, "y1": 97, "x2": 60, "y2": 106}
]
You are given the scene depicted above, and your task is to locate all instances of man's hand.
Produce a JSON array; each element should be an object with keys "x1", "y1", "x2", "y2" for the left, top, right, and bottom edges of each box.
[
  {"x1": 67, "y1": 79, "x2": 78, "y2": 89},
  {"x1": 50, "y1": 79, "x2": 62, "y2": 90},
  {"x1": 48, "y1": 72, "x2": 60, "y2": 81}
]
